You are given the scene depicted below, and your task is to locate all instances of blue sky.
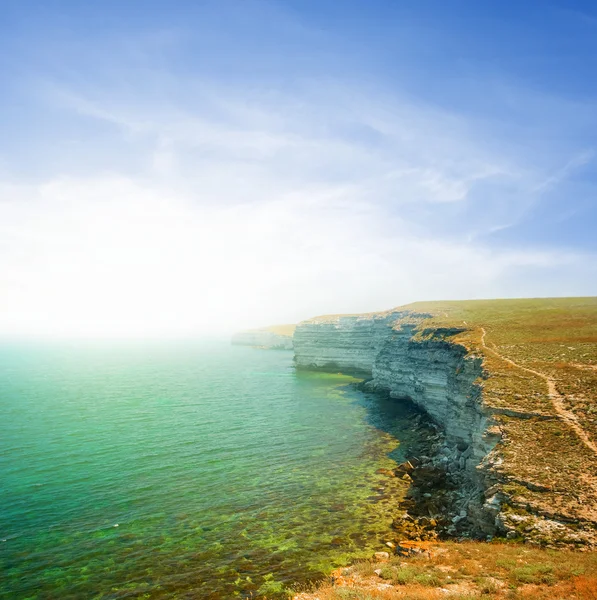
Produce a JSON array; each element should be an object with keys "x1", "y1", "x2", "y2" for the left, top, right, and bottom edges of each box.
[{"x1": 0, "y1": 0, "x2": 596, "y2": 336}]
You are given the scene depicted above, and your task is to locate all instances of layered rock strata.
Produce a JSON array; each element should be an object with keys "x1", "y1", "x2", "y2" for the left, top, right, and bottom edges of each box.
[
  {"x1": 293, "y1": 311, "x2": 407, "y2": 373},
  {"x1": 293, "y1": 309, "x2": 596, "y2": 546}
]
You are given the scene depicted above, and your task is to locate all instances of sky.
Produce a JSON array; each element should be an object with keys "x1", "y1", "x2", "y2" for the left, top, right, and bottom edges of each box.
[{"x1": 0, "y1": 0, "x2": 596, "y2": 337}]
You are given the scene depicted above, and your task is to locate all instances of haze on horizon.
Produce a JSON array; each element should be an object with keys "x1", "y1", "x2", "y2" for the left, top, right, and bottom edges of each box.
[{"x1": 1, "y1": 0, "x2": 596, "y2": 338}]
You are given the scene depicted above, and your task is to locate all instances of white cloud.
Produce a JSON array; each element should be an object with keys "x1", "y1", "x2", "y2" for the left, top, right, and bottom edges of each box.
[
  {"x1": 0, "y1": 169, "x2": 592, "y2": 338},
  {"x1": 1, "y1": 37, "x2": 595, "y2": 337}
]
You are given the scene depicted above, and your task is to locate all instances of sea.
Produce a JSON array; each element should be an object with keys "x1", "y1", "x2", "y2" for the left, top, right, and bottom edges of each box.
[{"x1": 0, "y1": 340, "x2": 424, "y2": 599}]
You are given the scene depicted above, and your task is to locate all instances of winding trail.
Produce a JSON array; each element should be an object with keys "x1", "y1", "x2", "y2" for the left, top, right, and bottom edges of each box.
[{"x1": 479, "y1": 327, "x2": 597, "y2": 458}]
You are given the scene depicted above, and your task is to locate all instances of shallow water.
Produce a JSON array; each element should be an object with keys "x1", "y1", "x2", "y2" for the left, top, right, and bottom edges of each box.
[{"x1": 0, "y1": 341, "x2": 422, "y2": 599}]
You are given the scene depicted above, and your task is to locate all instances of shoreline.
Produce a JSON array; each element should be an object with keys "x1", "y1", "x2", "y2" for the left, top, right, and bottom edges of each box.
[
  {"x1": 287, "y1": 297, "x2": 597, "y2": 598},
  {"x1": 352, "y1": 381, "x2": 495, "y2": 545},
  {"x1": 291, "y1": 298, "x2": 597, "y2": 550}
]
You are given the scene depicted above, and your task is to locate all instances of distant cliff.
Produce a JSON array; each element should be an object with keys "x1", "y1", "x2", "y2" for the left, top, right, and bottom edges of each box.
[{"x1": 231, "y1": 324, "x2": 295, "y2": 350}]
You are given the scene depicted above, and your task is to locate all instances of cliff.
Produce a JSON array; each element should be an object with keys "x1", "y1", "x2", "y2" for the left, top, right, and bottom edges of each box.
[
  {"x1": 293, "y1": 298, "x2": 597, "y2": 546},
  {"x1": 231, "y1": 324, "x2": 295, "y2": 350},
  {"x1": 293, "y1": 311, "x2": 407, "y2": 373}
]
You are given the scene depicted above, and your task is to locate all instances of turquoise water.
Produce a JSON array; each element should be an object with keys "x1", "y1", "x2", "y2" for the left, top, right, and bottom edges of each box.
[{"x1": 0, "y1": 341, "x2": 422, "y2": 599}]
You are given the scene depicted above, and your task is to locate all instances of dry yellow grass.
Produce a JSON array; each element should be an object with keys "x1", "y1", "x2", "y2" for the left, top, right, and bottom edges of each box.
[
  {"x1": 293, "y1": 540, "x2": 597, "y2": 599},
  {"x1": 266, "y1": 324, "x2": 297, "y2": 337}
]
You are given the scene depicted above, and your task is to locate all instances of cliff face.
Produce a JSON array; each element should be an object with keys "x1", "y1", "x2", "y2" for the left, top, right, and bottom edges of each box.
[
  {"x1": 232, "y1": 329, "x2": 293, "y2": 350},
  {"x1": 293, "y1": 312, "x2": 407, "y2": 373},
  {"x1": 293, "y1": 299, "x2": 597, "y2": 546},
  {"x1": 293, "y1": 312, "x2": 503, "y2": 538},
  {"x1": 294, "y1": 313, "x2": 492, "y2": 459},
  {"x1": 371, "y1": 326, "x2": 494, "y2": 469}
]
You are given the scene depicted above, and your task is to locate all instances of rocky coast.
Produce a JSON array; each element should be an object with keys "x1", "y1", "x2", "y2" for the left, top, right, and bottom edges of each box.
[{"x1": 293, "y1": 298, "x2": 597, "y2": 549}]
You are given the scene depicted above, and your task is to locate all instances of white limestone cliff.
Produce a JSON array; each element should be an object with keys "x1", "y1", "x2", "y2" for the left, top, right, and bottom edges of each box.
[
  {"x1": 293, "y1": 310, "x2": 500, "y2": 536},
  {"x1": 292, "y1": 311, "x2": 408, "y2": 373},
  {"x1": 293, "y1": 307, "x2": 597, "y2": 545}
]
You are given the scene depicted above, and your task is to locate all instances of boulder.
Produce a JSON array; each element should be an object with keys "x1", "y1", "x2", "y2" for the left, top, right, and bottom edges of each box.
[{"x1": 394, "y1": 461, "x2": 415, "y2": 476}]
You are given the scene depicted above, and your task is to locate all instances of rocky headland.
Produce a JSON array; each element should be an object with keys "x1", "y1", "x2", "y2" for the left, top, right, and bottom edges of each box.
[
  {"x1": 293, "y1": 298, "x2": 597, "y2": 549},
  {"x1": 232, "y1": 324, "x2": 295, "y2": 350}
]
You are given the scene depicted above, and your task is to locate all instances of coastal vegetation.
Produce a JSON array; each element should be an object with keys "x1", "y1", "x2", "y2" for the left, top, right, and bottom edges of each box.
[{"x1": 293, "y1": 540, "x2": 597, "y2": 599}]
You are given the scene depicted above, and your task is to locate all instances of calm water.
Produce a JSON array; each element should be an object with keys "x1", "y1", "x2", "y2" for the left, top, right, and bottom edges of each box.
[{"x1": 0, "y1": 341, "x2": 423, "y2": 599}]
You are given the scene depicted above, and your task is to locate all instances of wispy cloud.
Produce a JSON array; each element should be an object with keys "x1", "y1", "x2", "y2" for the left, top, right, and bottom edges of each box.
[{"x1": 532, "y1": 149, "x2": 595, "y2": 195}]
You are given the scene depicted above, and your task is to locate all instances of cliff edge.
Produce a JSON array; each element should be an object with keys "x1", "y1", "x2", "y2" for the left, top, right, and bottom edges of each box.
[{"x1": 294, "y1": 297, "x2": 597, "y2": 547}]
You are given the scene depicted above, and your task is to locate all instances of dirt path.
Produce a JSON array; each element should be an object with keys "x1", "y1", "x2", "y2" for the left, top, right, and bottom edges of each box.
[
  {"x1": 479, "y1": 327, "x2": 597, "y2": 458},
  {"x1": 570, "y1": 362, "x2": 597, "y2": 372}
]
